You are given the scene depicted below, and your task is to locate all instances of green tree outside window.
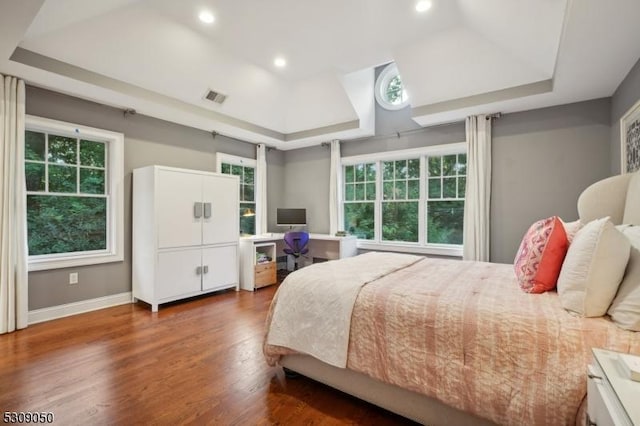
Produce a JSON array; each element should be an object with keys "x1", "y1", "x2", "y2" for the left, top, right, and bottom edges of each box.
[
  {"x1": 220, "y1": 162, "x2": 256, "y2": 235},
  {"x1": 25, "y1": 130, "x2": 107, "y2": 256},
  {"x1": 426, "y1": 154, "x2": 466, "y2": 245},
  {"x1": 343, "y1": 163, "x2": 375, "y2": 239},
  {"x1": 342, "y1": 151, "x2": 466, "y2": 248}
]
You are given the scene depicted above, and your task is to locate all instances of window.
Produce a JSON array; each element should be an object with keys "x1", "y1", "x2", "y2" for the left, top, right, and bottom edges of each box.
[
  {"x1": 427, "y1": 153, "x2": 466, "y2": 245},
  {"x1": 341, "y1": 143, "x2": 466, "y2": 256},
  {"x1": 216, "y1": 153, "x2": 256, "y2": 235},
  {"x1": 25, "y1": 116, "x2": 124, "y2": 271},
  {"x1": 375, "y1": 63, "x2": 409, "y2": 111},
  {"x1": 382, "y1": 159, "x2": 420, "y2": 242},
  {"x1": 343, "y1": 163, "x2": 376, "y2": 239}
]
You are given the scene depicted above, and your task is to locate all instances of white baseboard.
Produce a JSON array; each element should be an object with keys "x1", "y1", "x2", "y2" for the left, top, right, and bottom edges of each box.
[{"x1": 28, "y1": 292, "x2": 132, "y2": 325}]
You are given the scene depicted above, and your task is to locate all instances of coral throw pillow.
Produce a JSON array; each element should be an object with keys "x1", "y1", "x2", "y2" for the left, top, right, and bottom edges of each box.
[{"x1": 514, "y1": 216, "x2": 569, "y2": 293}]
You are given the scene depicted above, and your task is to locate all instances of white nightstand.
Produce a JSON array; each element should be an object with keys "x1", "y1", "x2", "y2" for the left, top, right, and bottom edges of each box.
[{"x1": 587, "y1": 348, "x2": 640, "y2": 426}]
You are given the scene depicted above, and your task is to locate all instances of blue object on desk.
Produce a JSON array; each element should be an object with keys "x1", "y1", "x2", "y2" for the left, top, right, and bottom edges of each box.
[{"x1": 283, "y1": 231, "x2": 310, "y2": 270}]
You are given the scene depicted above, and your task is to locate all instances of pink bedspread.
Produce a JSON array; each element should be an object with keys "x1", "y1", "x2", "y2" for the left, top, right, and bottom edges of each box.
[
  {"x1": 265, "y1": 252, "x2": 422, "y2": 368},
  {"x1": 264, "y1": 256, "x2": 640, "y2": 425}
]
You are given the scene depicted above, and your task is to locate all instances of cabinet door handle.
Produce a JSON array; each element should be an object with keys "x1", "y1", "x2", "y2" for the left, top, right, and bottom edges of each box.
[
  {"x1": 203, "y1": 202, "x2": 212, "y2": 219},
  {"x1": 196, "y1": 266, "x2": 202, "y2": 275},
  {"x1": 194, "y1": 202, "x2": 203, "y2": 218},
  {"x1": 587, "y1": 373, "x2": 602, "y2": 380},
  {"x1": 203, "y1": 265, "x2": 209, "y2": 274}
]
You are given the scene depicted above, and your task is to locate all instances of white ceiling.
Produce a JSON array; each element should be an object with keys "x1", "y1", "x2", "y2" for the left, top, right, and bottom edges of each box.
[{"x1": 1, "y1": 0, "x2": 640, "y2": 150}]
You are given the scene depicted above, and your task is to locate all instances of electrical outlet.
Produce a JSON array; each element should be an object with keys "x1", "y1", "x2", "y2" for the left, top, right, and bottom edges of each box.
[{"x1": 69, "y1": 272, "x2": 78, "y2": 285}]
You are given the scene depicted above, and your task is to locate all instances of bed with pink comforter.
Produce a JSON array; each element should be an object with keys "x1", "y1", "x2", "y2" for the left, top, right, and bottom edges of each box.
[{"x1": 264, "y1": 252, "x2": 640, "y2": 426}]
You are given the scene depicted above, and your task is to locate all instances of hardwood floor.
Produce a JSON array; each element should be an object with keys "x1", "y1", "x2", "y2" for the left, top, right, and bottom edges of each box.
[{"x1": 0, "y1": 284, "x2": 416, "y2": 425}]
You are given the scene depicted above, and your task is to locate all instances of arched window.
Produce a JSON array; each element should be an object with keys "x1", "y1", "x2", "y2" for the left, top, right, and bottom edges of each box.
[{"x1": 375, "y1": 63, "x2": 409, "y2": 110}]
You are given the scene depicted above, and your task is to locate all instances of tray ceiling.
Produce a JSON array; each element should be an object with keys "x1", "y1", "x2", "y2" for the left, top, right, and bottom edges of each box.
[{"x1": 1, "y1": 0, "x2": 640, "y2": 149}]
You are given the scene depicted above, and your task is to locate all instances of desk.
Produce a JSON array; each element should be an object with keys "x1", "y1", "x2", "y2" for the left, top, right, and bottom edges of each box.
[{"x1": 238, "y1": 233, "x2": 357, "y2": 291}]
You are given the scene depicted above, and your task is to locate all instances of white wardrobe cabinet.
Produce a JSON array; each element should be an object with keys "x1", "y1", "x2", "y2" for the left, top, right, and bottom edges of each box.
[{"x1": 133, "y1": 165, "x2": 239, "y2": 312}]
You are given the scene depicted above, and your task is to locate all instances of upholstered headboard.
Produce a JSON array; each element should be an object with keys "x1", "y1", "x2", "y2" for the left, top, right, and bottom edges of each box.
[{"x1": 578, "y1": 171, "x2": 640, "y2": 225}]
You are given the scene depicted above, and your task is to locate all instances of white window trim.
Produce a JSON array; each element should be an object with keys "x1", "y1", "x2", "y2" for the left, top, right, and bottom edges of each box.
[
  {"x1": 215, "y1": 152, "x2": 261, "y2": 235},
  {"x1": 341, "y1": 143, "x2": 466, "y2": 165},
  {"x1": 215, "y1": 152, "x2": 257, "y2": 170},
  {"x1": 357, "y1": 241, "x2": 463, "y2": 257},
  {"x1": 26, "y1": 115, "x2": 124, "y2": 271},
  {"x1": 341, "y1": 142, "x2": 466, "y2": 257},
  {"x1": 375, "y1": 63, "x2": 409, "y2": 111}
]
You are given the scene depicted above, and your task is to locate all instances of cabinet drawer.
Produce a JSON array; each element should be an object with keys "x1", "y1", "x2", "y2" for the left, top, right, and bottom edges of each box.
[
  {"x1": 255, "y1": 262, "x2": 276, "y2": 288},
  {"x1": 587, "y1": 364, "x2": 632, "y2": 426}
]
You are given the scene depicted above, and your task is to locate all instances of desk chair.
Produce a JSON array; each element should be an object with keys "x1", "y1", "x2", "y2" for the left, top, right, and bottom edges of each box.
[{"x1": 283, "y1": 231, "x2": 309, "y2": 270}]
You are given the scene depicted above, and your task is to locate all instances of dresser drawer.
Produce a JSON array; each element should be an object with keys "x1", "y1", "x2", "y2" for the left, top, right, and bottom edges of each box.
[
  {"x1": 587, "y1": 363, "x2": 633, "y2": 426},
  {"x1": 588, "y1": 364, "x2": 616, "y2": 426},
  {"x1": 255, "y1": 262, "x2": 276, "y2": 288}
]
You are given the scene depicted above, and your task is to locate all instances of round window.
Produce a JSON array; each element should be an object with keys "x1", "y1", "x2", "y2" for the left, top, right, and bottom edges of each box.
[{"x1": 375, "y1": 63, "x2": 409, "y2": 110}]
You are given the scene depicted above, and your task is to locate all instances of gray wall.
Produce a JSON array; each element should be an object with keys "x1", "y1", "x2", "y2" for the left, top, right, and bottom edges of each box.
[
  {"x1": 266, "y1": 149, "x2": 286, "y2": 232},
  {"x1": 281, "y1": 99, "x2": 612, "y2": 264},
  {"x1": 611, "y1": 57, "x2": 640, "y2": 174},
  {"x1": 26, "y1": 83, "x2": 614, "y2": 308},
  {"x1": 342, "y1": 122, "x2": 465, "y2": 157},
  {"x1": 491, "y1": 99, "x2": 611, "y2": 263},
  {"x1": 279, "y1": 122, "x2": 465, "y2": 235},
  {"x1": 26, "y1": 86, "x2": 284, "y2": 310},
  {"x1": 281, "y1": 146, "x2": 331, "y2": 234}
]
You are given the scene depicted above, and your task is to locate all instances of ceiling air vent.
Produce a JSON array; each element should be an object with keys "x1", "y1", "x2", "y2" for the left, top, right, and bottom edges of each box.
[{"x1": 204, "y1": 89, "x2": 227, "y2": 104}]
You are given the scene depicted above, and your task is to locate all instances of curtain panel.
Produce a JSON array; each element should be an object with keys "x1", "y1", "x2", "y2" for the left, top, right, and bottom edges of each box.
[
  {"x1": 329, "y1": 140, "x2": 342, "y2": 235},
  {"x1": 463, "y1": 115, "x2": 492, "y2": 262},
  {"x1": 0, "y1": 74, "x2": 28, "y2": 334},
  {"x1": 256, "y1": 143, "x2": 268, "y2": 235}
]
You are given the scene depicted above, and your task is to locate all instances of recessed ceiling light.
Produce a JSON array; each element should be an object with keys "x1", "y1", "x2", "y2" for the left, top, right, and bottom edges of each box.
[
  {"x1": 199, "y1": 11, "x2": 215, "y2": 24},
  {"x1": 415, "y1": 0, "x2": 432, "y2": 13},
  {"x1": 274, "y1": 57, "x2": 287, "y2": 68}
]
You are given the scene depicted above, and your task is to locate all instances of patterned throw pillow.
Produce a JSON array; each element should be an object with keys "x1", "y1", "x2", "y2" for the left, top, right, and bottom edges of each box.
[{"x1": 514, "y1": 216, "x2": 569, "y2": 293}]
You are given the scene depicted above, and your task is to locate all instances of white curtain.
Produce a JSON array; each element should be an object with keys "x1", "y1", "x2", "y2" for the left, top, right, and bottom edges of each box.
[
  {"x1": 329, "y1": 140, "x2": 342, "y2": 235},
  {"x1": 0, "y1": 75, "x2": 28, "y2": 334},
  {"x1": 256, "y1": 143, "x2": 267, "y2": 235},
  {"x1": 463, "y1": 115, "x2": 492, "y2": 262}
]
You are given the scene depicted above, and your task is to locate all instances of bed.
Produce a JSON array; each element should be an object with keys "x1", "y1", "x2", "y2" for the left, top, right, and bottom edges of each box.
[{"x1": 263, "y1": 172, "x2": 640, "y2": 426}]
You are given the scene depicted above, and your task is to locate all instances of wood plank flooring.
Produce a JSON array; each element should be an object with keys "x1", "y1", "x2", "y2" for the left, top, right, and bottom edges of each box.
[{"x1": 0, "y1": 284, "x2": 416, "y2": 425}]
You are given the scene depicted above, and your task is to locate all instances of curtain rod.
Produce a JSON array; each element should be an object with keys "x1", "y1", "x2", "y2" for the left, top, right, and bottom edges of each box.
[
  {"x1": 337, "y1": 120, "x2": 461, "y2": 144},
  {"x1": 215, "y1": 112, "x2": 502, "y2": 149},
  {"x1": 322, "y1": 112, "x2": 502, "y2": 145},
  {"x1": 210, "y1": 130, "x2": 276, "y2": 151}
]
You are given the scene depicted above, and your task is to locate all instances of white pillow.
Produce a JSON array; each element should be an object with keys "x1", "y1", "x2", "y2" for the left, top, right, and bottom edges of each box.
[
  {"x1": 557, "y1": 217, "x2": 630, "y2": 317},
  {"x1": 607, "y1": 226, "x2": 640, "y2": 331},
  {"x1": 561, "y1": 219, "x2": 583, "y2": 244}
]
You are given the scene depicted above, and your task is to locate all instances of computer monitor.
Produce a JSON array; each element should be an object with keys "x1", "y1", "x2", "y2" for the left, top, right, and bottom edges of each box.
[{"x1": 276, "y1": 208, "x2": 307, "y2": 227}]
